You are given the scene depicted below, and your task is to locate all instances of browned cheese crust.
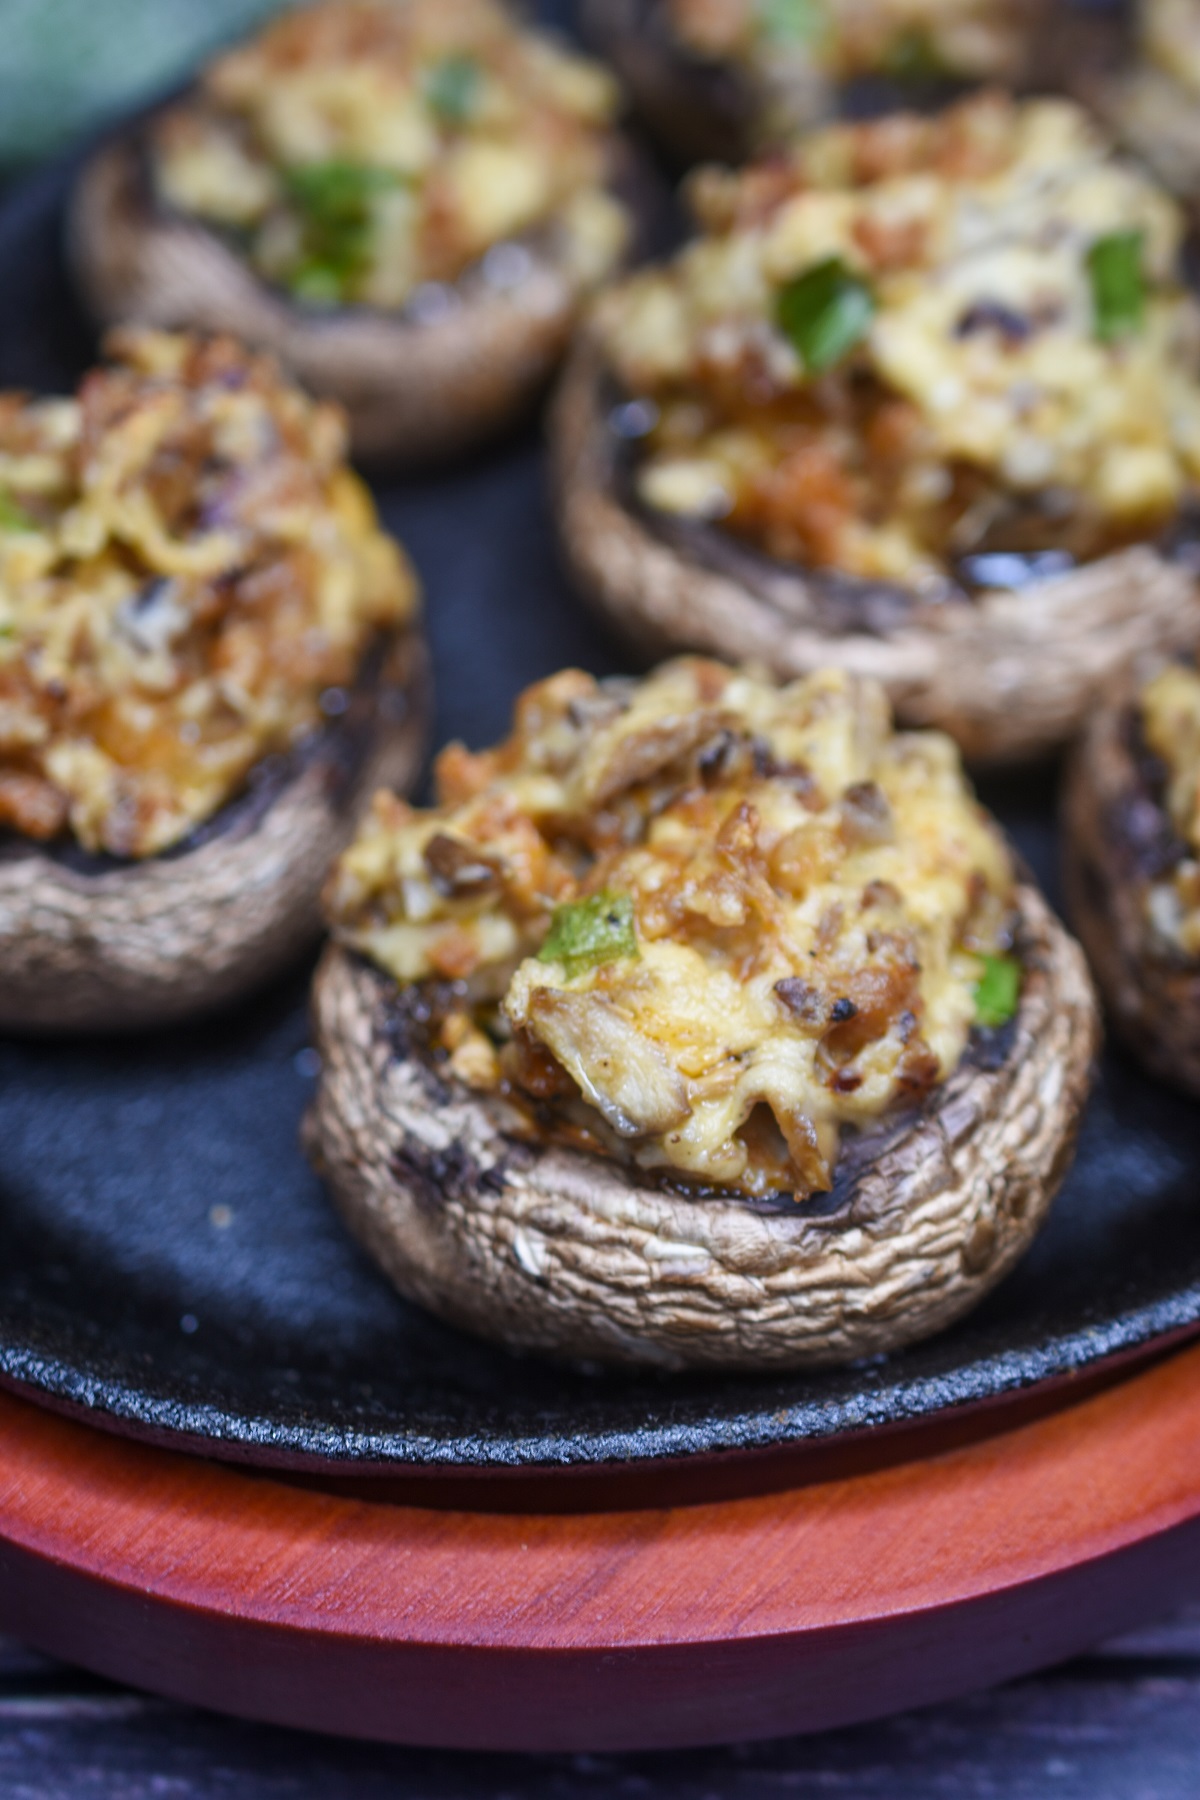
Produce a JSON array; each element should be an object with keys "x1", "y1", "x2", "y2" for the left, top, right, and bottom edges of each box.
[
  {"x1": 0, "y1": 631, "x2": 429, "y2": 1034},
  {"x1": 69, "y1": 137, "x2": 632, "y2": 464},
  {"x1": 305, "y1": 880, "x2": 1098, "y2": 1370},
  {"x1": 1063, "y1": 673, "x2": 1200, "y2": 1095},
  {"x1": 551, "y1": 333, "x2": 1200, "y2": 767}
]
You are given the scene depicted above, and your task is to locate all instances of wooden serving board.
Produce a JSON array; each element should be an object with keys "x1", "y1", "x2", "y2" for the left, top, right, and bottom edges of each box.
[{"x1": 1, "y1": 1342, "x2": 1200, "y2": 1752}]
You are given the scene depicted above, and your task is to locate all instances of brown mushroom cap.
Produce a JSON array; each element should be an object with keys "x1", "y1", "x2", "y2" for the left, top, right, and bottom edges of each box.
[
  {"x1": 0, "y1": 630, "x2": 429, "y2": 1035},
  {"x1": 1062, "y1": 665, "x2": 1200, "y2": 1095},
  {"x1": 581, "y1": 0, "x2": 758, "y2": 165},
  {"x1": 305, "y1": 881, "x2": 1098, "y2": 1371},
  {"x1": 550, "y1": 333, "x2": 1200, "y2": 767},
  {"x1": 68, "y1": 134, "x2": 636, "y2": 464}
]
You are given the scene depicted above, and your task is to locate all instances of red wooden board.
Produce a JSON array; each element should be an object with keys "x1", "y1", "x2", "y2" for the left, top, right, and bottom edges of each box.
[{"x1": 1, "y1": 1342, "x2": 1200, "y2": 1751}]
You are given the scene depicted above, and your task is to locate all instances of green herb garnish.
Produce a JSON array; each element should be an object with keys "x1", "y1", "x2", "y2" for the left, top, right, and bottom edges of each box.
[
  {"x1": 776, "y1": 258, "x2": 875, "y2": 374},
  {"x1": 425, "y1": 54, "x2": 483, "y2": 123},
  {"x1": 282, "y1": 160, "x2": 403, "y2": 304},
  {"x1": 0, "y1": 490, "x2": 34, "y2": 533},
  {"x1": 755, "y1": 0, "x2": 825, "y2": 44},
  {"x1": 882, "y1": 25, "x2": 946, "y2": 79},
  {"x1": 1087, "y1": 229, "x2": 1145, "y2": 343},
  {"x1": 538, "y1": 891, "x2": 639, "y2": 981},
  {"x1": 975, "y1": 954, "x2": 1021, "y2": 1029}
]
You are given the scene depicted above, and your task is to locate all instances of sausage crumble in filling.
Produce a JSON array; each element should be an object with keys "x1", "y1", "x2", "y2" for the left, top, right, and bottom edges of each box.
[
  {"x1": 327, "y1": 659, "x2": 1020, "y2": 1201},
  {"x1": 598, "y1": 93, "x2": 1200, "y2": 588},
  {"x1": 0, "y1": 329, "x2": 417, "y2": 857}
]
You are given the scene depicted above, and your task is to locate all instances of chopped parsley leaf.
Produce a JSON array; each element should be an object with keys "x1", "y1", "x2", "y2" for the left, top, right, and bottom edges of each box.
[
  {"x1": 756, "y1": 0, "x2": 825, "y2": 43},
  {"x1": 538, "y1": 891, "x2": 639, "y2": 981},
  {"x1": 0, "y1": 490, "x2": 34, "y2": 533},
  {"x1": 776, "y1": 258, "x2": 875, "y2": 374},
  {"x1": 282, "y1": 160, "x2": 404, "y2": 304},
  {"x1": 1088, "y1": 230, "x2": 1145, "y2": 343},
  {"x1": 975, "y1": 953, "x2": 1021, "y2": 1029},
  {"x1": 425, "y1": 54, "x2": 483, "y2": 124}
]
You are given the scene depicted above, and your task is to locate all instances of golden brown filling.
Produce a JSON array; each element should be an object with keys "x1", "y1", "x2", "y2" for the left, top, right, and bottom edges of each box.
[
  {"x1": 599, "y1": 94, "x2": 1200, "y2": 587},
  {"x1": 328, "y1": 659, "x2": 1018, "y2": 1202},
  {"x1": 669, "y1": 0, "x2": 1027, "y2": 87},
  {"x1": 150, "y1": 0, "x2": 629, "y2": 312},
  {"x1": 0, "y1": 329, "x2": 417, "y2": 858},
  {"x1": 1141, "y1": 659, "x2": 1200, "y2": 956},
  {"x1": 1142, "y1": 0, "x2": 1200, "y2": 94}
]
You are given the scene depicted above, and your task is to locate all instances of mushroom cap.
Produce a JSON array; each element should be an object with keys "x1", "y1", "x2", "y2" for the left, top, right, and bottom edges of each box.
[
  {"x1": 581, "y1": 0, "x2": 758, "y2": 165},
  {"x1": 68, "y1": 133, "x2": 634, "y2": 464},
  {"x1": 1063, "y1": 664, "x2": 1200, "y2": 1095},
  {"x1": 550, "y1": 333, "x2": 1200, "y2": 767},
  {"x1": 0, "y1": 629, "x2": 429, "y2": 1035},
  {"x1": 305, "y1": 881, "x2": 1099, "y2": 1371}
]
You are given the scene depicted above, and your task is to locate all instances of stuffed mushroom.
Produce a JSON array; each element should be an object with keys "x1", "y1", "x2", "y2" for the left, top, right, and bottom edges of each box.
[
  {"x1": 0, "y1": 328, "x2": 426, "y2": 1034},
  {"x1": 583, "y1": 0, "x2": 1038, "y2": 166},
  {"x1": 69, "y1": 0, "x2": 634, "y2": 462},
  {"x1": 553, "y1": 94, "x2": 1200, "y2": 766},
  {"x1": 1094, "y1": 0, "x2": 1200, "y2": 205},
  {"x1": 1064, "y1": 650, "x2": 1200, "y2": 1095},
  {"x1": 307, "y1": 656, "x2": 1097, "y2": 1371}
]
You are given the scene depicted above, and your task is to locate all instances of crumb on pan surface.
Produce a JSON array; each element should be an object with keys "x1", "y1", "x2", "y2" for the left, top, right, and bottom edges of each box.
[
  {"x1": 0, "y1": 327, "x2": 416, "y2": 859},
  {"x1": 149, "y1": 0, "x2": 630, "y2": 315},
  {"x1": 325, "y1": 656, "x2": 1021, "y2": 1205},
  {"x1": 595, "y1": 92, "x2": 1200, "y2": 589}
]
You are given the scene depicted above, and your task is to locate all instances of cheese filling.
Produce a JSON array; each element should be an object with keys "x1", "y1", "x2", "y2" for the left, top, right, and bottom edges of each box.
[
  {"x1": 599, "y1": 93, "x2": 1200, "y2": 586},
  {"x1": 150, "y1": 0, "x2": 630, "y2": 312},
  {"x1": 0, "y1": 330, "x2": 417, "y2": 858},
  {"x1": 328, "y1": 659, "x2": 1018, "y2": 1201},
  {"x1": 668, "y1": 0, "x2": 1028, "y2": 109},
  {"x1": 1140, "y1": 659, "x2": 1200, "y2": 957}
]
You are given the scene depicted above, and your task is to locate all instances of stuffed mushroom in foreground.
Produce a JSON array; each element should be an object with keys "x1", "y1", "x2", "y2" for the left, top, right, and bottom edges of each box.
[
  {"x1": 0, "y1": 329, "x2": 426, "y2": 1033},
  {"x1": 1064, "y1": 652, "x2": 1200, "y2": 1095},
  {"x1": 554, "y1": 93, "x2": 1200, "y2": 765},
  {"x1": 308, "y1": 657, "x2": 1097, "y2": 1370},
  {"x1": 70, "y1": 0, "x2": 634, "y2": 460},
  {"x1": 584, "y1": 0, "x2": 1037, "y2": 165}
]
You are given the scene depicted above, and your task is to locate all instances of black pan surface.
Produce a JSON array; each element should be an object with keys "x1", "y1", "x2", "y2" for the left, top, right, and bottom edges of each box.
[{"x1": 1, "y1": 101, "x2": 1198, "y2": 1476}]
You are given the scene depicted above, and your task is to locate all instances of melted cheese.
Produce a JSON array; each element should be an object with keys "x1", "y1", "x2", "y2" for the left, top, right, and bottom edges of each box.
[
  {"x1": 0, "y1": 330, "x2": 416, "y2": 857},
  {"x1": 329, "y1": 659, "x2": 1015, "y2": 1200},
  {"x1": 600, "y1": 94, "x2": 1200, "y2": 584},
  {"x1": 152, "y1": 0, "x2": 629, "y2": 312},
  {"x1": 669, "y1": 0, "x2": 1027, "y2": 88}
]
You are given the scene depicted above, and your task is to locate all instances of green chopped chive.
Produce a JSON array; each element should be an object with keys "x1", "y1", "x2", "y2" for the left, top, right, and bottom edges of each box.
[
  {"x1": 882, "y1": 25, "x2": 946, "y2": 78},
  {"x1": 1087, "y1": 229, "x2": 1145, "y2": 343},
  {"x1": 425, "y1": 53, "x2": 483, "y2": 123},
  {"x1": 975, "y1": 953, "x2": 1021, "y2": 1029},
  {"x1": 282, "y1": 160, "x2": 404, "y2": 303},
  {"x1": 756, "y1": 0, "x2": 825, "y2": 44},
  {"x1": 0, "y1": 490, "x2": 34, "y2": 532},
  {"x1": 776, "y1": 258, "x2": 875, "y2": 374},
  {"x1": 538, "y1": 890, "x2": 639, "y2": 981}
]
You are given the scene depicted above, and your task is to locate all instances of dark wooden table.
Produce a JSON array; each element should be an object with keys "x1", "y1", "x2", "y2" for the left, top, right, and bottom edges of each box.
[{"x1": 4, "y1": 1609, "x2": 1199, "y2": 1796}]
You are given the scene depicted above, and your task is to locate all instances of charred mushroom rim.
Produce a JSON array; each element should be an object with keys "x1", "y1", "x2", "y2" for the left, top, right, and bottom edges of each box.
[
  {"x1": 583, "y1": 0, "x2": 1037, "y2": 166},
  {"x1": 307, "y1": 656, "x2": 1098, "y2": 1370},
  {"x1": 1064, "y1": 650, "x2": 1200, "y2": 1094},
  {"x1": 1096, "y1": 0, "x2": 1200, "y2": 203},
  {"x1": 553, "y1": 93, "x2": 1200, "y2": 766},
  {"x1": 68, "y1": 0, "x2": 634, "y2": 461},
  {"x1": 0, "y1": 328, "x2": 426, "y2": 1034}
]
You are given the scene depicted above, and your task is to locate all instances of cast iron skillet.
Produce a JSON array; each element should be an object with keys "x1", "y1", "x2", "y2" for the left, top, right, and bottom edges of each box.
[{"x1": 2, "y1": 71, "x2": 1199, "y2": 1489}]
